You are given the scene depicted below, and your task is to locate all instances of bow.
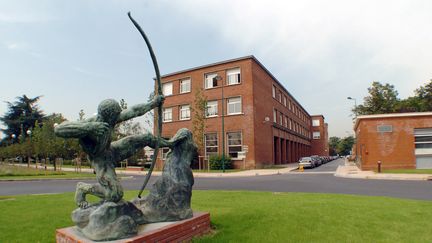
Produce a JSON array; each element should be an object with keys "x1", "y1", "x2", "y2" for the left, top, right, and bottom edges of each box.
[{"x1": 128, "y1": 12, "x2": 163, "y2": 198}]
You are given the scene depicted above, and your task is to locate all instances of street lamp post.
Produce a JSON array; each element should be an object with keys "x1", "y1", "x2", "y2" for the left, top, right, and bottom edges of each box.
[
  {"x1": 26, "y1": 129, "x2": 32, "y2": 168},
  {"x1": 214, "y1": 75, "x2": 226, "y2": 172},
  {"x1": 347, "y1": 97, "x2": 358, "y2": 163},
  {"x1": 347, "y1": 97, "x2": 357, "y2": 117}
]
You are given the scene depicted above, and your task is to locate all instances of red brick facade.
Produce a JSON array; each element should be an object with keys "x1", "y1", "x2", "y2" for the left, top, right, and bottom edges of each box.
[
  {"x1": 354, "y1": 112, "x2": 432, "y2": 170},
  {"x1": 310, "y1": 115, "x2": 329, "y2": 156},
  {"x1": 156, "y1": 56, "x2": 328, "y2": 169}
]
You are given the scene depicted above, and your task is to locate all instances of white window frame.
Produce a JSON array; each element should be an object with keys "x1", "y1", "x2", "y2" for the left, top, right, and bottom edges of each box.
[
  {"x1": 313, "y1": 132, "x2": 321, "y2": 139},
  {"x1": 205, "y1": 133, "x2": 218, "y2": 158},
  {"x1": 162, "y1": 82, "x2": 173, "y2": 96},
  {"x1": 163, "y1": 107, "x2": 172, "y2": 122},
  {"x1": 227, "y1": 97, "x2": 242, "y2": 115},
  {"x1": 179, "y1": 104, "x2": 190, "y2": 120},
  {"x1": 204, "y1": 73, "x2": 218, "y2": 89},
  {"x1": 279, "y1": 112, "x2": 283, "y2": 125},
  {"x1": 272, "y1": 85, "x2": 276, "y2": 98},
  {"x1": 227, "y1": 131, "x2": 242, "y2": 159},
  {"x1": 312, "y1": 119, "x2": 320, "y2": 127},
  {"x1": 206, "y1": 100, "x2": 218, "y2": 117},
  {"x1": 273, "y1": 109, "x2": 277, "y2": 122},
  {"x1": 226, "y1": 68, "x2": 241, "y2": 85},
  {"x1": 161, "y1": 148, "x2": 170, "y2": 160},
  {"x1": 180, "y1": 78, "x2": 191, "y2": 94}
]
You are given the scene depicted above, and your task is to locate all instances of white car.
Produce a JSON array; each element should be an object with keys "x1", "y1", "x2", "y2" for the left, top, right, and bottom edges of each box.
[{"x1": 299, "y1": 157, "x2": 315, "y2": 168}]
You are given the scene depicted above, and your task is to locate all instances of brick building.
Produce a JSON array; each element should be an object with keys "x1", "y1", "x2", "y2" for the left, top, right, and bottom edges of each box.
[
  {"x1": 310, "y1": 115, "x2": 329, "y2": 156},
  {"x1": 156, "y1": 56, "x2": 328, "y2": 169},
  {"x1": 354, "y1": 112, "x2": 432, "y2": 170}
]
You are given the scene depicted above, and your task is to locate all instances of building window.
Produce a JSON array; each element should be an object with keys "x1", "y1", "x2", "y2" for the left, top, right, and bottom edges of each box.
[
  {"x1": 283, "y1": 96, "x2": 287, "y2": 107},
  {"x1": 205, "y1": 73, "x2": 218, "y2": 89},
  {"x1": 206, "y1": 100, "x2": 218, "y2": 117},
  {"x1": 227, "y1": 68, "x2": 241, "y2": 85},
  {"x1": 313, "y1": 132, "x2": 321, "y2": 139},
  {"x1": 289, "y1": 119, "x2": 292, "y2": 129},
  {"x1": 288, "y1": 101, "x2": 292, "y2": 110},
  {"x1": 414, "y1": 128, "x2": 432, "y2": 149},
  {"x1": 179, "y1": 105, "x2": 190, "y2": 120},
  {"x1": 279, "y1": 112, "x2": 283, "y2": 126},
  {"x1": 227, "y1": 97, "x2": 242, "y2": 115},
  {"x1": 205, "y1": 133, "x2": 218, "y2": 158},
  {"x1": 162, "y1": 82, "x2": 173, "y2": 96},
  {"x1": 312, "y1": 119, "x2": 320, "y2": 127},
  {"x1": 278, "y1": 92, "x2": 282, "y2": 103},
  {"x1": 227, "y1": 132, "x2": 242, "y2": 158},
  {"x1": 284, "y1": 116, "x2": 288, "y2": 127},
  {"x1": 180, "y1": 78, "x2": 191, "y2": 93},
  {"x1": 273, "y1": 109, "x2": 277, "y2": 122},
  {"x1": 161, "y1": 148, "x2": 170, "y2": 160},
  {"x1": 272, "y1": 85, "x2": 276, "y2": 98},
  {"x1": 163, "y1": 107, "x2": 172, "y2": 122}
]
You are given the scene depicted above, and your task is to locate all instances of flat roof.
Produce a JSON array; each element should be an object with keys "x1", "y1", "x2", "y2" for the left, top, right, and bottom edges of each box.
[
  {"x1": 160, "y1": 55, "x2": 312, "y2": 117},
  {"x1": 354, "y1": 112, "x2": 432, "y2": 130}
]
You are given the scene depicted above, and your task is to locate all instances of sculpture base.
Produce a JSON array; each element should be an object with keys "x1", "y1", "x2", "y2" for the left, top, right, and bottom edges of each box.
[{"x1": 56, "y1": 212, "x2": 211, "y2": 242}]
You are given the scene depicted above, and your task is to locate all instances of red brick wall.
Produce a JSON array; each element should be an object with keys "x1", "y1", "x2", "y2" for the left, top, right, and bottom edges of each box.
[
  {"x1": 355, "y1": 115, "x2": 432, "y2": 170},
  {"x1": 310, "y1": 115, "x2": 329, "y2": 156},
  {"x1": 156, "y1": 56, "x2": 322, "y2": 168}
]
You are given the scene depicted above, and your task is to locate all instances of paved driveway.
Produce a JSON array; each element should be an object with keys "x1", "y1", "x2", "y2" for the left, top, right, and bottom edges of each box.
[{"x1": 2, "y1": 167, "x2": 432, "y2": 200}]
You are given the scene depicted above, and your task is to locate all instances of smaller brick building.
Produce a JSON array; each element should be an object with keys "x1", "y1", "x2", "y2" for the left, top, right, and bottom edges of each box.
[
  {"x1": 310, "y1": 115, "x2": 329, "y2": 156},
  {"x1": 354, "y1": 112, "x2": 432, "y2": 170}
]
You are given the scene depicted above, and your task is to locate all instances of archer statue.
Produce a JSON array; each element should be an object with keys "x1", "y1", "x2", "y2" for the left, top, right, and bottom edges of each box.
[{"x1": 54, "y1": 96, "x2": 168, "y2": 208}]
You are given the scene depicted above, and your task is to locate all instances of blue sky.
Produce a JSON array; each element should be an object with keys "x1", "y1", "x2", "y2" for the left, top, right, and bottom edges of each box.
[{"x1": 1, "y1": 0, "x2": 432, "y2": 138}]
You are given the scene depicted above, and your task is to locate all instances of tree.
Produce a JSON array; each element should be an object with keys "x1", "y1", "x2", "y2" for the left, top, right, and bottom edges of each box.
[
  {"x1": 336, "y1": 136, "x2": 355, "y2": 156},
  {"x1": 191, "y1": 87, "x2": 207, "y2": 155},
  {"x1": 414, "y1": 79, "x2": 432, "y2": 111},
  {"x1": 329, "y1": 136, "x2": 341, "y2": 156},
  {"x1": 0, "y1": 95, "x2": 45, "y2": 144},
  {"x1": 354, "y1": 82, "x2": 399, "y2": 115}
]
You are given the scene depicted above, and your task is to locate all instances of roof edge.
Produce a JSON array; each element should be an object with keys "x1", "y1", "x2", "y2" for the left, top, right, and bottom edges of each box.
[
  {"x1": 160, "y1": 55, "x2": 311, "y2": 117},
  {"x1": 354, "y1": 112, "x2": 432, "y2": 130}
]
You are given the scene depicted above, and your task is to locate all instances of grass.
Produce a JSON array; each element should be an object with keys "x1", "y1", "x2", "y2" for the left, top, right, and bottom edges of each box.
[
  {"x1": 1, "y1": 191, "x2": 432, "y2": 242},
  {"x1": 0, "y1": 164, "x2": 95, "y2": 180},
  {"x1": 383, "y1": 169, "x2": 432, "y2": 174}
]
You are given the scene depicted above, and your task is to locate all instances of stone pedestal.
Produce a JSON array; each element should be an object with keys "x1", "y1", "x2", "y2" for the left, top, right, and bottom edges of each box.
[{"x1": 56, "y1": 212, "x2": 211, "y2": 243}]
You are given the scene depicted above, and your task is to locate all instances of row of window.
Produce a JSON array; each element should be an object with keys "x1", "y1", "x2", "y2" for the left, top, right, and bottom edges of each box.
[
  {"x1": 162, "y1": 132, "x2": 243, "y2": 159},
  {"x1": 161, "y1": 68, "x2": 241, "y2": 96},
  {"x1": 205, "y1": 132, "x2": 242, "y2": 159},
  {"x1": 162, "y1": 97, "x2": 243, "y2": 122},
  {"x1": 272, "y1": 84, "x2": 309, "y2": 124},
  {"x1": 414, "y1": 128, "x2": 432, "y2": 149},
  {"x1": 273, "y1": 109, "x2": 311, "y2": 138}
]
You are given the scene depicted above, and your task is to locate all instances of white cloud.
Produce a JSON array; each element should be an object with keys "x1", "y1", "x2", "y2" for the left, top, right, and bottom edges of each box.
[
  {"x1": 162, "y1": 0, "x2": 432, "y2": 136},
  {"x1": 166, "y1": 0, "x2": 432, "y2": 95},
  {"x1": 0, "y1": 12, "x2": 54, "y2": 23},
  {"x1": 5, "y1": 42, "x2": 28, "y2": 50}
]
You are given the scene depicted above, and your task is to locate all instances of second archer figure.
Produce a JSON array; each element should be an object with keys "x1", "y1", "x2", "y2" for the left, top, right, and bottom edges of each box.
[{"x1": 55, "y1": 95, "x2": 170, "y2": 208}]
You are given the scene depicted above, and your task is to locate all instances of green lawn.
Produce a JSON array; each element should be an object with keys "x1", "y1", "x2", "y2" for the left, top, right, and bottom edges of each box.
[
  {"x1": 1, "y1": 191, "x2": 432, "y2": 242},
  {"x1": 383, "y1": 169, "x2": 432, "y2": 174},
  {"x1": 0, "y1": 164, "x2": 95, "y2": 180}
]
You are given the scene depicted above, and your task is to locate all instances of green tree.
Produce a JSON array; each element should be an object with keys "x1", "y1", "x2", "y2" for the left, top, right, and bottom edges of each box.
[
  {"x1": 354, "y1": 82, "x2": 399, "y2": 115},
  {"x1": 0, "y1": 95, "x2": 45, "y2": 144},
  {"x1": 336, "y1": 136, "x2": 355, "y2": 156},
  {"x1": 191, "y1": 87, "x2": 207, "y2": 155},
  {"x1": 329, "y1": 136, "x2": 341, "y2": 156},
  {"x1": 414, "y1": 79, "x2": 432, "y2": 111}
]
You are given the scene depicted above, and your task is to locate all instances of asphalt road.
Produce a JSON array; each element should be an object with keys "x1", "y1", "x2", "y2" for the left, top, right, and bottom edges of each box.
[{"x1": 1, "y1": 159, "x2": 432, "y2": 201}]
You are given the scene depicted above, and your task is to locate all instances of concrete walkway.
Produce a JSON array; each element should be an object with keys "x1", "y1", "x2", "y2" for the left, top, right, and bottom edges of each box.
[
  {"x1": 8, "y1": 163, "x2": 300, "y2": 178},
  {"x1": 334, "y1": 161, "x2": 432, "y2": 181}
]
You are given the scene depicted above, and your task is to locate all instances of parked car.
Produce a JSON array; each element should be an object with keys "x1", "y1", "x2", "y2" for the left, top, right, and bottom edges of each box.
[{"x1": 298, "y1": 157, "x2": 315, "y2": 168}]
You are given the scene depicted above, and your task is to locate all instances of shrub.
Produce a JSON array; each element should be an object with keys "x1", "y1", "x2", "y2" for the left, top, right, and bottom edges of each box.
[{"x1": 209, "y1": 154, "x2": 232, "y2": 170}]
